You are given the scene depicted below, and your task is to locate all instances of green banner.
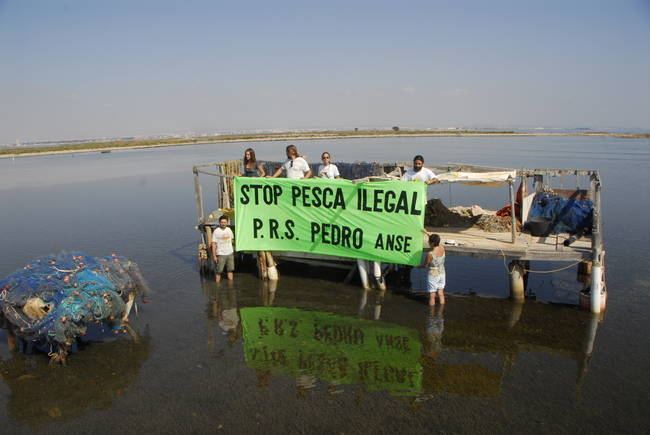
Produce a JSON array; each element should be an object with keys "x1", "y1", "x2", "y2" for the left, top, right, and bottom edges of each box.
[
  {"x1": 234, "y1": 177, "x2": 426, "y2": 265},
  {"x1": 241, "y1": 307, "x2": 422, "y2": 394}
]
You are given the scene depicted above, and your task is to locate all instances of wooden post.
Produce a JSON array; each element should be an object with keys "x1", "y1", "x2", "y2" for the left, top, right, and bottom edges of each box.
[
  {"x1": 221, "y1": 177, "x2": 231, "y2": 209},
  {"x1": 204, "y1": 225, "x2": 214, "y2": 274},
  {"x1": 193, "y1": 168, "x2": 204, "y2": 224},
  {"x1": 508, "y1": 178, "x2": 517, "y2": 243},
  {"x1": 509, "y1": 260, "x2": 525, "y2": 301},
  {"x1": 534, "y1": 174, "x2": 543, "y2": 193},
  {"x1": 257, "y1": 251, "x2": 268, "y2": 280},
  {"x1": 520, "y1": 176, "x2": 527, "y2": 222},
  {"x1": 215, "y1": 164, "x2": 221, "y2": 209}
]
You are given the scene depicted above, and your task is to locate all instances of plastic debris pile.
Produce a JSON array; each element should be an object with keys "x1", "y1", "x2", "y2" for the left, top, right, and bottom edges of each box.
[{"x1": 0, "y1": 252, "x2": 150, "y2": 362}]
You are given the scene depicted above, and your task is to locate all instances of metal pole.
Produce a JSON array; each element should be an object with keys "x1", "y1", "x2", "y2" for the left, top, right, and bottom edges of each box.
[{"x1": 534, "y1": 174, "x2": 544, "y2": 193}]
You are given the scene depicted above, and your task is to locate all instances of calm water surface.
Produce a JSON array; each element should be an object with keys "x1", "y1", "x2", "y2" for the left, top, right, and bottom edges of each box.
[{"x1": 1, "y1": 136, "x2": 649, "y2": 433}]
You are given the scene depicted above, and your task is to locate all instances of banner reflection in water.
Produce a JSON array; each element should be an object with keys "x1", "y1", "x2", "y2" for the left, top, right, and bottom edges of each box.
[{"x1": 241, "y1": 307, "x2": 422, "y2": 394}]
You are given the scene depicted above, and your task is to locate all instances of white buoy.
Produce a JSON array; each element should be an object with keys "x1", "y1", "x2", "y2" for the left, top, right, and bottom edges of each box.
[
  {"x1": 590, "y1": 264, "x2": 603, "y2": 313},
  {"x1": 357, "y1": 258, "x2": 370, "y2": 289}
]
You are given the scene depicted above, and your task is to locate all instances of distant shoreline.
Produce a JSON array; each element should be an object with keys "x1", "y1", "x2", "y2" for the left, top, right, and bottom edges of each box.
[{"x1": 1, "y1": 129, "x2": 648, "y2": 159}]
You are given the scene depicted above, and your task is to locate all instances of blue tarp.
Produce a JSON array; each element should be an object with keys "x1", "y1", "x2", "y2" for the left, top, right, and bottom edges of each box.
[{"x1": 528, "y1": 192, "x2": 593, "y2": 234}]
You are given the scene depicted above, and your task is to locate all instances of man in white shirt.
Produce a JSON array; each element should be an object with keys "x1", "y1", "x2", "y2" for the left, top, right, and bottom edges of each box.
[
  {"x1": 211, "y1": 216, "x2": 235, "y2": 282},
  {"x1": 317, "y1": 152, "x2": 341, "y2": 179},
  {"x1": 269, "y1": 144, "x2": 312, "y2": 179},
  {"x1": 402, "y1": 155, "x2": 440, "y2": 185}
]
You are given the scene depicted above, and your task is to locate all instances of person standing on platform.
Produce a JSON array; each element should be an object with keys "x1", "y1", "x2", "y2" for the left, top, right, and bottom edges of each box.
[
  {"x1": 418, "y1": 233, "x2": 446, "y2": 306},
  {"x1": 242, "y1": 148, "x2": 265, "y2": 177},
  {"x1": 317, "y1": 152, "x2": 341, "y2": 179},
  {"x1": 402, "y1": 155, "x2": 440, "y2": 184},
  {"x1": 211, "y1": 216, "x2": 235, "y2": 282},
  {"x1": 268, "y1": 145, "x2": 312, "y2": 179}
]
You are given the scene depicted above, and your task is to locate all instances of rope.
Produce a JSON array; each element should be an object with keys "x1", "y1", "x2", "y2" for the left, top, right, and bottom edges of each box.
[
  {"x1": 524, "y1": 260, "x2": 584, "y2": 274},
  {"x1": 499, "y1": 248, "x2": 586, "y2": 274}
]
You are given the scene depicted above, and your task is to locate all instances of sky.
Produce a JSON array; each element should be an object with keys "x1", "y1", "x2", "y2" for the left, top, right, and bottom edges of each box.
[{"x1": 1, "y1": 0, "x2": 649, "y2": 144}]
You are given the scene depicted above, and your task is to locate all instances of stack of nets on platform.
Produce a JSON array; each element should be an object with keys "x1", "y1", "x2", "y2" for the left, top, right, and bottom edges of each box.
[{"x1": 0, "y1": 252, "x2": 150, "y2": 360}]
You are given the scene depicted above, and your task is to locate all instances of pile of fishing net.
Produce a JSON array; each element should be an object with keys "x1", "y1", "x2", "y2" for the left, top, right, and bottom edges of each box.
[{"x1": 0, "y1": 252, "x2": 150, "y2": 364}]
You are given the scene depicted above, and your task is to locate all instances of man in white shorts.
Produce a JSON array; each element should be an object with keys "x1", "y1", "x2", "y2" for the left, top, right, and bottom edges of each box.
[{"x1": 211, "y1": 216, "x2": 235, "y2": 282}]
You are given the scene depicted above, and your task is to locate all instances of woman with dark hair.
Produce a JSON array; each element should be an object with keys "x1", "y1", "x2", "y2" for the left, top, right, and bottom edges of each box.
[
  {"x1": 242, "y1": 148, "x2": 265, "y2": 177},
  {"x1": 418, "y1": 232, "x2": 446, "y2": 306},
  {"x1": 317, "y1": 151, "x2": 341, "y2": 179},
  {"x1": 268, "y1": 144, "x2": 312, "y2": 179}
]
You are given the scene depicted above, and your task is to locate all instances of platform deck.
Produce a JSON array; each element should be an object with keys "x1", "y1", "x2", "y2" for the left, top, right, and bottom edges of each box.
[{"x1": 424, "y1": 226, "x2": 592, "y2": 261}]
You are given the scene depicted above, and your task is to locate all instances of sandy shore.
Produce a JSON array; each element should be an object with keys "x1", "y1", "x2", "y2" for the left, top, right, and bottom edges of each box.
[{"x1": 1, "y1": 131, "x2": 648, "y2": 159}]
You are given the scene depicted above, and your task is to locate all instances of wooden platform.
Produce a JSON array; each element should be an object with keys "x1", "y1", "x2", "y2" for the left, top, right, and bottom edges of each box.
[
  {"x1": 425, "y1": 226, "x2": 592, "y2": 261},
  {"x1": 262, "y1": 227, "x2": 592, "y2": 267}
]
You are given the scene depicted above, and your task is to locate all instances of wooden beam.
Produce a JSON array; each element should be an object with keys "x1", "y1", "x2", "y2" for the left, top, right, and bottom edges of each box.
[
  {"x1": 509, "y1": 178, "x2": 517, "y2": 243},
  {"x1": 193, "y1": 168, "x2": 204, "y2": 223},
  {"x1": 446, "y1": 162, "x2": 515, "y2": 172},
  {"x1": 591, "y1": 176, "x2": 603, "y2": 252}
]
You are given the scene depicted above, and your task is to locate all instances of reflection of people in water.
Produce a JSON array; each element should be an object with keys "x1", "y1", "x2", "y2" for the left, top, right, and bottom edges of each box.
[
  {"x1": 425, "y1": 304, "x2": 445, "y2": 358},
  {"x1": 215, "y1": 283, "x2": 242, "y2": 346}
]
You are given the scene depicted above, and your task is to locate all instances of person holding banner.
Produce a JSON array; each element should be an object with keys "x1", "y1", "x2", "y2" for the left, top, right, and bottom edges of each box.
[
  {"x1": 402, "y1": 155, "x2": 440, "y2": 184},
  {"x1": 268, "y1": 144, "x2": 312, "y2": 179},
  {"x1": 242, "y1": 148, "x2": 266, "y2": 177},
  {"x1": 418, "y1": 233, "x2": 446, "y2": 306},
  {"x1": 317, "y1": 152, "x2": 341, "y2": 179},
  {"x1": 211, "y1": 216, "x2": 235, "y2": 282}
]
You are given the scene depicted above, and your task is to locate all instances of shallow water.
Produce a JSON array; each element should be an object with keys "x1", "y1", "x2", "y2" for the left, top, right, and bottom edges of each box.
[{"x1": 1, "y1": 136, "x2": 649, "y2": 433}]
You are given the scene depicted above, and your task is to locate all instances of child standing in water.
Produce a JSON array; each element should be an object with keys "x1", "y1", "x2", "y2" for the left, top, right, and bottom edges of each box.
[{"x1": 418, "y1": 233, "x2": 446, "y2": 306}]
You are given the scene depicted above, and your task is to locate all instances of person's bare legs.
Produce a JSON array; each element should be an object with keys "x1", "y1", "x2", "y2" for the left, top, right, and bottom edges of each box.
[
  {"x1": 227, "y1": 272, "x2": 233, "y2": 280},
  {"x1": 215, "y1": 273, "x2": 222, "y2": 283},
  {"x1": 429, "y1": 291, "x2": 437, "y2": 306},
  {"x1": 438, "y1": 289, "x2": 446, "y2": 304}
]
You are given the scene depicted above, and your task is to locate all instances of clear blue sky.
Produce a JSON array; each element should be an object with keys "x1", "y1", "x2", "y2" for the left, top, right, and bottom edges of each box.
[{"x1": 1, "y1": 0, "x2": 648, "y2": 143}]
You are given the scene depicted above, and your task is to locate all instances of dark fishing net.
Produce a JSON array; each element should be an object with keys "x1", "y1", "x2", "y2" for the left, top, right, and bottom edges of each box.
[{"x1": 0, "y1": 252, "x2": 151, "y2": 350}]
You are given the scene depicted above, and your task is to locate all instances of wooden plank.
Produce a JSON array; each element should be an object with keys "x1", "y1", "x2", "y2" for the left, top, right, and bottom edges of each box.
[{"x1": 519, "y1": 168, "x2": 596, "y2": 177}]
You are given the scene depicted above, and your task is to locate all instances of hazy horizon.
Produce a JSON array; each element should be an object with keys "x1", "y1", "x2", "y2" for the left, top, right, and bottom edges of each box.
[{"x1": 1, "y1": 0, "x2": 649, "y2": 144}]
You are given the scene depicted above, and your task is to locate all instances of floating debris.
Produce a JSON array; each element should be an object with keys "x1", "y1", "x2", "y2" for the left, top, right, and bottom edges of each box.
[{"x1": 0, "y1": 252, "x2": 151, "y2": 365}]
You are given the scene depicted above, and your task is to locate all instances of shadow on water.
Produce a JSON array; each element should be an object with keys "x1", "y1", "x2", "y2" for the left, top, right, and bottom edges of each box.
[
  {"x1": 199, "y1": 275, "x2": 602, "y2": 401},
  {"x1": 0, "y1": 335, "x2": 151, "y2": 426}
]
